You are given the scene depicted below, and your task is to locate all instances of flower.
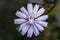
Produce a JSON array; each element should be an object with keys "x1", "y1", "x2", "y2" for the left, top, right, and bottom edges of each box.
[{"x1": 14, "y1": 3, "x2": 48, "y2": 37}]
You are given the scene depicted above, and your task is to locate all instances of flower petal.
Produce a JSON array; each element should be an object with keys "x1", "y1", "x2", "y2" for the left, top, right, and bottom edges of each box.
[
  {"x1": 18, "y1": 22, "x2": 28, "y2": 32},
  {"x1": 20, "y1": 7, "x2": 29, "y2": 16},
  {"x1": 35, "y1": 15, "x2": 48, "y2": 20},
  {"x1": 16, "y1": 11, "x2": 28, "y2": 19},
  {"x1": 33, "y1": 24, "x2": 39, "y2": 36},
  {"x1": 21, "y1": 24, "x2": 29, "y2": 35},
  {"x1": 35, "y1": 8, "x2": 45, "y2": 18},
  {"x1": 14, "y1": 19, "x2": 27, "y2": 24},
  {"x1": 27, "y1": 3, "x2": 33, "y2": 15},
  {"x1": 35, "y1": 23, "x2": 44, "y2": 32},
  {"x1": 34, "y1": 4, "x2": 39, "y2": 14},
  {"x1": 27, "y1": 25, "x2": 33, "y2": 37},
  {"x1": 36, "y1": 21, "x2": 48, "y2": 27},
  {"x1": 16, "y1": 26, "x2": 20, "y2": 32}
]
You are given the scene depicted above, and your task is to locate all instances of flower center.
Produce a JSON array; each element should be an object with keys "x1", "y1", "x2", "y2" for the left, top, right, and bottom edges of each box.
[{"x1": 28, "y1": 18, "x2": 34, "y2": 24}]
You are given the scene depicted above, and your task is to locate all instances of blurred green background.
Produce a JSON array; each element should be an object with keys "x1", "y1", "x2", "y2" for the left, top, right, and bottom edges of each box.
[{"x1": 0, "y1": 0, "x2": 60, "y2": 40}]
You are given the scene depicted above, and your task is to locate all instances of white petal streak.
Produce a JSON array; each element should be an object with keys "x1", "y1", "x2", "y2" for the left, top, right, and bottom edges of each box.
[
  {"x1": 27, "y1": 26, "x2": 33, "y2": 37},
  {"x1": 35, "y1": 23, "x2": 44, "y2": 32},
  {"x1": 34, "y1": 4, "x2": 39, "y2": 14},
  {"x1": 36, "y1": 21, "x2": 48, "y2": 27},
  {"x1": 14, "y1": 19, "x2": 27, "y2": 24},
  {"x1": 35, "y1": 15, "x2": 48, "y2": 20},
  {"x1": 33, "y1": 24, "x2": 39, "y2": 36},
  {"x1": 21, "y1": 24, "x2": 29, "y2": 35},
  {"x1": 16, "y1": 11, "x2": 28, "y2": 19},
  {"x1": 35, "y1": 8, "x2": 45, "y2": 18},
  {"x1": 20, "y1": 7, "x2": 29, "y2": 16},
  {"x1": 27, "y1": 3, "x2": 33, "y2": 14}
]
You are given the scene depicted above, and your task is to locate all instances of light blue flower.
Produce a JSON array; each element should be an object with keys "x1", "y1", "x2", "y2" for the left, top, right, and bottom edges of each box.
[{"x1": 14, "y1": 3, "x2": 48, "y2": 37}]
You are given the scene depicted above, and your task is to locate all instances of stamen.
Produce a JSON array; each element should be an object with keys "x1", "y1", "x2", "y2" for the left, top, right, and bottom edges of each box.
[{"x1": 28, "y1": 19, "x2": 34, "y2": 24}]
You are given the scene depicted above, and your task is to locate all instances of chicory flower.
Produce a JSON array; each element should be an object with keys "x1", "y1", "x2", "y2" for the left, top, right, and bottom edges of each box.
[{"x1": 14, "y1": 3, "x2": 48, "y2": 37}]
